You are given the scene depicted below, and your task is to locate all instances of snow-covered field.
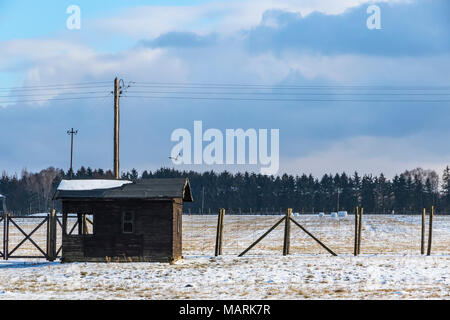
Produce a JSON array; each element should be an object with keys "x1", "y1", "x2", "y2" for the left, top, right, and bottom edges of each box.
[{"x1": 0, "y1": 214, "x2": 448, "y2": 299}]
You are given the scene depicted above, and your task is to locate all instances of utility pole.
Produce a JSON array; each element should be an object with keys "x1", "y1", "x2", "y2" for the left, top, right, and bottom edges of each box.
[
  {"x1": 67, "y1": 128, "x2": 78, "y2": 179},
  {"x1": 113, "y1": 77, "x2": 120, "y2": 179}
]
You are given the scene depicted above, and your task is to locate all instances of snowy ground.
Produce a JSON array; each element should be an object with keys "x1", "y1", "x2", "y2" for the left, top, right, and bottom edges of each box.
[{"x1": 0, "y1": 215, "x2": 448, "y2": 299}]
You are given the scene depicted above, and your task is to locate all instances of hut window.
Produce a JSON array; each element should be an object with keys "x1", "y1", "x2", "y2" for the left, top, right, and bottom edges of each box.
[{"x1": 122, "y1": 211, "x2": 134, "y2": 233}]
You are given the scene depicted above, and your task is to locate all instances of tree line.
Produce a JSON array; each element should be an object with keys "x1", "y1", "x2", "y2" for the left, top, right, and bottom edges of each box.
[{"x1": 1, "y1": 166, "x2": 450, "y2": 215}]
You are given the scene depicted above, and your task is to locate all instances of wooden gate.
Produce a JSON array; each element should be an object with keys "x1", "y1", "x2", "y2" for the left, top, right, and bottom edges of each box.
[{"x1": 1, "y1": 211, "x2": 59, "y2": 261}]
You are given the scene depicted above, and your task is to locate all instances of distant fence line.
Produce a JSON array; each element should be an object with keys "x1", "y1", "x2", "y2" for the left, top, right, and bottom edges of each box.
[
  {"x1": 4, "y1": 210, "x2": 450, "y2": 217},
  {"x1": 1, "y1": 208, "x2": 448, "y2": 259},
  {"x1": 181, "y1": 209, "x2": 450, "y2": 215},
  {"x1": 182, "y1": 207, "x2": 448, "y2": 257}
]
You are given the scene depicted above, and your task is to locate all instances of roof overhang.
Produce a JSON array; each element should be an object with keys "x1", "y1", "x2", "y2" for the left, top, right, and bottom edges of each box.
[{"x1": 53, "y1": 178, "x2": 193, "y2": 202}]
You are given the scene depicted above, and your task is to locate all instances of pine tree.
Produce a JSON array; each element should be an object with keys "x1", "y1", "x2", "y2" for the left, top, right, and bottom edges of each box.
[
  {"x1": 413, "y1": 174, "x2": 424, "y2": 211},
  {"x1": 424, "y1": 178, "x2": 434, "y2": 208},
  {"x1": 361, "y1": 175, "x2": 375, "y2": 212},
  {"x1": 352, "y1": 171, "x2": 361, "y2": 206},
  {"x1": 442, "y1": 166, "x2": 450, "y2": 210}
]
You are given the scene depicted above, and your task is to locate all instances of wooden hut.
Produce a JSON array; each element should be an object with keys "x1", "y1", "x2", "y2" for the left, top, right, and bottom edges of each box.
[{"x1": 53, "y1": 178, "x2": 193, "y2": 263}]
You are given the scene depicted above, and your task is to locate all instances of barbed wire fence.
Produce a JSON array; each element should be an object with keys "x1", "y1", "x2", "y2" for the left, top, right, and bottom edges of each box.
[
  {"x1": 0, "y1": 209, "x2": 448, "y2": 261},
  {"x1": 182, "y1": 209, "x2": 450, "y2": 257}
]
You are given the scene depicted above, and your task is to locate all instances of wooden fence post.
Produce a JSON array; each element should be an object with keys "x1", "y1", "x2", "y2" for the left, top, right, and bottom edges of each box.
[
  {"x1": 283, "y1": 208, "x2": 292, "y2": 256},
  {"x1": 46, "y1": 209, "x2": 57, "y2": 261},
  {"x1": 357, "y1": 207, "x2": 363, "y2": 255},
  {"x1": 52, "y1": 210, "x2": 57, "y2": 259},
  {"x1": 219, "y1": 209, "x2": 225, "y2": 255},
  {"x1": 2, "y1": 213, "x2": 5, "y2": 260},
  {"x1": 3, "y1": 213, "x2": 8, "y2": 260},
  {"x1": 215, "y1": 208, "x2": 225, "y2": 256},
  {"x1": 46, "y1": 212, "x2": 50, "y2": 257},
  {"x1": 427, "y1": 205, "x2": 434, "y2": 256},
  {"x1": 421, "y1": 208, "x2": 426, "y2": 255},
  {"x1": 4, "y1": 213, "x2": 9, "y2": 260},
  {"x1": 354, "y1": 206, "x2": 359, "y2": 256}
]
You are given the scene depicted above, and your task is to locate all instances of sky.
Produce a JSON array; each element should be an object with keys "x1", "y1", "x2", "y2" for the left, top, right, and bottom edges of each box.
[{"x1": 0, "y1": 0, "x2": 449, "y2": 178}]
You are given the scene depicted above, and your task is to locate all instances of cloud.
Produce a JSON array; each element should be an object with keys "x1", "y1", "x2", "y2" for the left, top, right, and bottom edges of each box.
[
  {"x1": 1, "y1": 37, "x2": 450, "y2": 173},
  {"x1": 138, "y1": 32, "x2": 217, "y2": 48},
  {"x1": 1, "y1": 0, "x2": 449, "y2": 176},
  {"x1": 246, "y1": 0, "x2": 450, "y2": 56},
  {"x1": 281, "y1": 134, "x2": 450, "y2": 178},
  {"x1": 92, "y1": 0, "x2": 396, "y2": 39}
]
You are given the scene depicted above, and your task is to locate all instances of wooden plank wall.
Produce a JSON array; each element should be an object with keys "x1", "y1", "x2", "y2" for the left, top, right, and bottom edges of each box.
[
  {"x1": 62, "y1": 199, "x2": 183, "y2": 262},
  {"x1": 172, "y1": 198, "x2": 183, "y2": 261}
]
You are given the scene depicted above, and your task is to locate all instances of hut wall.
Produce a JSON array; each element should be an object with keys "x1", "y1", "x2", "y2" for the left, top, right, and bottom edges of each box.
[
  {"x1": 62, "y1": 199, "x2": 182, "y2": 262},
  {"x1": 172, "y1": 198, "x2": 183, "y2": 260}
]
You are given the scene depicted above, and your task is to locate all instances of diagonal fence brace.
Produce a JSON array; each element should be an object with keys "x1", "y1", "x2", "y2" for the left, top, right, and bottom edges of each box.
[
  {"x1": 8, "y1": 217, "x2": 49, "y2": 258},
  {"x1": 238, "y1": 216, "x2": 286, "y2": 257},
  {"x1": 290, "y1": 217, "x2": 337, "y2": 256}
]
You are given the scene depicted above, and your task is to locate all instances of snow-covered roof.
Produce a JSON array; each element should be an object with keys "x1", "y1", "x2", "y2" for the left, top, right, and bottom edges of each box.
[
  {"x1": 57, "y1": 179, "x2": 133, "y2": 191},
  {"x1": 53, "y1": 178, "x2": 193, "y2": 202}
]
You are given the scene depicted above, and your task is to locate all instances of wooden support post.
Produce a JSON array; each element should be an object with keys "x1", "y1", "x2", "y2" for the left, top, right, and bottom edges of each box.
[
  {"x1": 354, "y1": 206, "x2": 359, "y2": 256},
  {"x1": 421, "y1": 208, "x2": 426, "y2": 255},
  {"x1": 2, "y1": 213, "x2": 5, "y2": 260},
  {"x1": 238, "y1": 216, "x2": 286, "y2": 257},
  {"x1": 357, "y1": 207, "x2": 363, "y2": 255},
  {"x1": 63, "y1": 212, "x2": 68, "y2": 235},
  {"x1": 77, "y1": 213, "x2": 83, "y2": 235},
  {"x1": 51, "y1": 210, "x2": 57, "y2": 260},
  {"x1": 427, "y1": 205, "x2": 434, "y2": 256},
  {"x1": 3, "y1": 213, "x2": 8, "y2": 260},
  {"x1": 5, "y1": 213, "x2": 8, "y2": 260},
  {"x1": 219, "y1": 209, "x2": 225, "y2": 254},
  {"x1": 290, "y1": 217, "x2": 337, "y2": 256},
  {"x1": 46, "y1": 209, "x2": 57, "y2": 261},
  {"x1": 46, "y1": 212, "x2": 50, "y2": 257},
  {"x1": 82, "y1": 214, "x2": 89, "y2": 234},
  {"x1": 283, "y1": 208, "x2": 292, "y2": 256},
  {"x1": 215, "y1": 208, "x2": 225, "y2": 256}
]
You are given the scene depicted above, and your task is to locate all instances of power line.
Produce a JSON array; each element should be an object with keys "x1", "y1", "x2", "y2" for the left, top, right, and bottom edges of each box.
[
  {"x1": 0, "y1": 95, "x2": 111, "y2": 104},
  {"x1": 133, "y1": 82, "x2": 450, "y2": 90},
  {"x1": 0, "y1": 80, "x2": 114, "y2": 103},
  {"x1": 1, "y1": 79, "x2": 449, "y2": 105},
  {"x1": 0, "y1": 81, "x2": 110, "y2": 90},
  {"x1": 0, "y1": 91, "x2": 111, "y2": 98},
  {"x1": 122, "y1": 95, "x2": 450, "y2": 103},
  {"x1": 1, "y1": 81, "x2": 449, "y2": 92},
  {"x1": 124, "y1": 89, "x2": 450, "y2": 96},
  {"x1": 131, "y1": 84, "x2": 450, "y2": 92},
  {"x1": 0, "y1": 84, "x2": 111, "y2": 92}
]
